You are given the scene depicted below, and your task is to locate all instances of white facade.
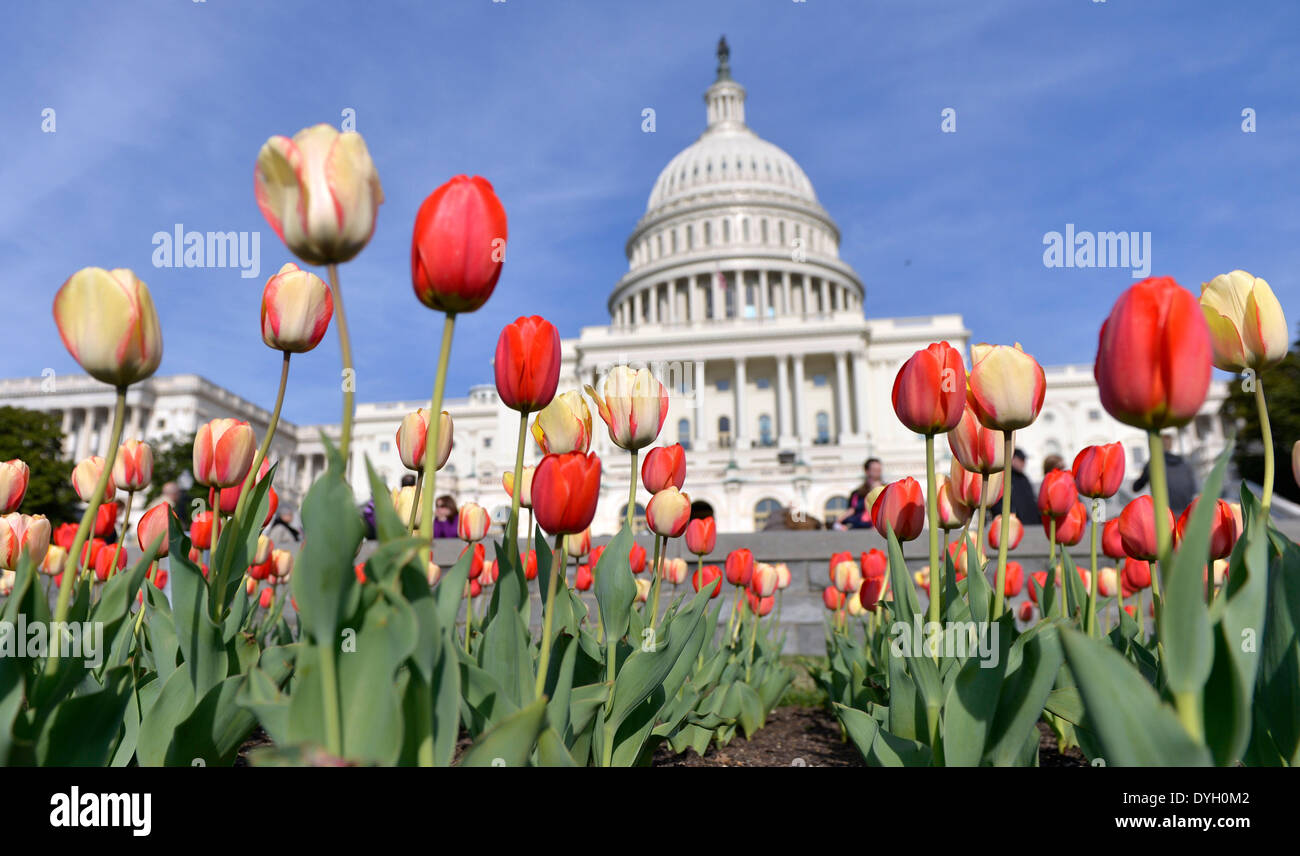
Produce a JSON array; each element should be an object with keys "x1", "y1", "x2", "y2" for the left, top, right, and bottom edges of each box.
[{"x1": 0, "y1": 41, "x2": 1229, "y2": 534}]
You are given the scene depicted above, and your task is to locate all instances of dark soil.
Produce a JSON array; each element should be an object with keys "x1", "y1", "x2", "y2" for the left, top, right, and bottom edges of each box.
[
  {"x1": 653, "y1": 706, "x2": 865, "y2": 767},
  {"x1": 1036, "y1": 721, "x2": 1089, "y2": 767}
]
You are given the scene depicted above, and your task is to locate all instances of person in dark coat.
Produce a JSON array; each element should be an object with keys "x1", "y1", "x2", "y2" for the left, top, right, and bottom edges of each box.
[
  {"x1": 1133, "y1": 434, "x2": 1198, "y2": 514},
  {"x1": 1008, "y1": 448, "x2": 1041, "y2": 526}
]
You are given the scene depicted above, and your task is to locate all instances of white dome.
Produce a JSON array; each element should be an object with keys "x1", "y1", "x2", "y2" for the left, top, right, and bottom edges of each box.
[{"x1": 646, "y1": 129, "x2": 818, "y2": 212}]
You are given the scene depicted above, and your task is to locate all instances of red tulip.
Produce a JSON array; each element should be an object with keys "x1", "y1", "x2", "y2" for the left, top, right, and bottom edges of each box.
[
  {"x1": 1072, "y1": 443, "x2": 1125, "y2": 499},
  {"x1": 575, "y1": 563, "x2": 594, "y2": 591},
  {"x1": 1095, "y1": 276, "x2": 1212, "y2": 431},
  {"x1": 822, "y1": 586, "x2": 847, "y2": 610},
  {"x1": 725, "y1": 548, "x2": 754, "y2": 587},
  {"x1": 93, "y1": 502, "x2": 118, "y2": 538},
  {"x1": 1101, "y1": 518, "x2": 1125, "y2": 559},
  {"x1": 259, "y1": 588, "x2": 275, "y2": 609},
  {"x1": 861, "y1": 548, "x2": 887, "y2": 582},
  {"x1": 494, "y1": 315, "x2": 560, "y2": 413},
  {"x1": 746, "y1": 591, "x2": 775, "y2": 616},
  {"x1": 1176, "y1": 497, "x2": 1240, "y2": 561},
  {"x1": 859, "y1": 571, "x2": 888, "y2": 612},
  {"x1": 1017, "y1": 601, "x2": 1035, "y2": 623},
  {"x1": 460, "y1": 542, "x2": 485, "y2": 580},
  {"x1": 891, "y1": 342, "x2": 967, "y2": 435},
  {"x1": 1027, "y1": 570, "x2": 1049, "y2": 604},
  {"x1": 1004, "y1": 561, "x2": 1025, "y2": 597},
  {"x1": 411, "y1": 175, "x2": 508, "y2": 314},
  {"x1": 523, "y1": 549, "x2": 538, "y2": 581},
  {"x1": 947, "y1": 406, "x2": 1005, "y2": 475},
  {"x1": 950, "y1": 460, "x2": 1003, "y2": 509},
  {"x1": 532, "y1": 452, "x2": 602, "y2": 536},
  {"x1": 1050, "y1": 501, "x2": 1088, "y2": 547},
  {"x1": 1121, "y1": 557, "x2": 1152, "y2": 592},
  {"x1": 1037, "y1": 470, "x2": 1078, "y2": 518},
  {"x1": 94, "y1": 543, "x2": 126, "y2": 582},
  {"x1": 641, "y1": 444, "x2": 687, "y2": 493},
  {"x1": 1118, "y1": 496, "x2": 1172, "y2": 561},
  {"x1": 692, "y1": 564, "x2": 723, "y2": 598},
  {"x1": 112, "y1": 440, "x2": 153, "y2": 492},
  {"x1": 988, "y1": 513, "x2": 1022, "y2": 551},
  {"x1": 137, "y1": 503, "x2": 177, "y2": 559},
  {"x1": 53, "y1": 522, "x2": 77, "y2": 550},
  {"x1": 684, "y1": 517, "x2": 716, "y2": 556},
  {"x1": 871, "y1": 478, "x2": 926, "y2": 542},
  {"x1": 190, "y1": 512, "x2": 213, "y2": 551}
]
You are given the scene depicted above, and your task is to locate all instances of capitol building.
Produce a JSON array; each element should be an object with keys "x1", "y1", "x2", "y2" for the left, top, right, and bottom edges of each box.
[{"x1": 1, "y1": 40, "x2": 1230, "y2": 535}]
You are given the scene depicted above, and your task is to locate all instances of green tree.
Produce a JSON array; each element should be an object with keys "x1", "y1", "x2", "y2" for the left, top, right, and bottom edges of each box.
[
  {"x1": 1220, "y1": 335, "x2": 1300, "y2": 504},
  {"x1": 0, "y1": 406, "x2": 79, "y2": 523}
]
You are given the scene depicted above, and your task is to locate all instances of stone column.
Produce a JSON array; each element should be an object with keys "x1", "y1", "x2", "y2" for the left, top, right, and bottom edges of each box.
[
  {"x1": 690, "y1": 276, "x2": 703, "y2": 323},
  {"x1": 733, "y1": 357, "x2": 748, "y2": 448},
  {"x1": 851, "y1": 351, "x2": 869, "y2": 439},
  {"x1": 776, "y1": 355, "x2": 791, "y2": 446},
  {"x1": 693, "y1": 358, "x2": 707, "y2": 450},
  {"x1": 667, "y1": 281, "x2": 678, "y2": 325},
  {"x1": 818, "y1": 278, "x2": 828, "y2": 313},
  {"x1": 757, "y1": 270, "x2": 768, "y2": 319},
  {"x1": 834, "y1": 351, "x2": 851, "y2": 439},
  {"x1": 791, "y1": 355, "x2": 806, "y2": 442},
  {"x1": 711, "y1": 271, "x2": 724, "y2": 320}
]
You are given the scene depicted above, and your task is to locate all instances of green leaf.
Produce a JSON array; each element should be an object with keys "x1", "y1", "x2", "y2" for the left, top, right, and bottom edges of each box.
[
  {"x1": 941, "y1": 615, "x2": 1011, "y2": 765},
  {"x1": 985, "y1": 622, "x2": 1064, "y2": 765},
  {"x1": 36, "y1": 667, "x2": 134, "y2": 766},
  {"x1": 594, "y1": 527, "x2": 637, "y2": 642},
  {"x1": 459, "y1": 696, "x2": 548, "y2": 767}
]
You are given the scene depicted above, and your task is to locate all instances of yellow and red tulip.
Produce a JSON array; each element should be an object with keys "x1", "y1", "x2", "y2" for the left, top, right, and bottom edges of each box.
[
  {"x1": 531, "y1": 390, "x2": 593, "y2": 455},
  {"x1": 0, "y1": 460, "x2": 28, "y2": 515},
  {"x1": 457, "y1": 502, "x2": 491, "y2": 542},
  {"x1": 193, "y1": 419, "x2": 256, "y2": 488},
  {"x1": 1199, "y1": 270, "x2": 1288, "y2": 372},
  {"x1": 71, "y1": 456, "x2": 115, "y2": 502},
  {"x1": 646, "y1": 487, "x2": 691, "y2": 537},
  {"x1": 585, "y1": 366, "x2": 669, "y2": 451},
  {"x1": 260, "y1": 262, "x2": 334, "y2": 352},
  {"x1": 966, "y1": 343, "x2": 1046, "y2": 432},
  {"x1": 642, "y1": 444, "x2": 687, "y2": 493},
  {"x1": 53, "y1": 267, "x2": 163, "y2": 387},
  {"x1": 502, "y1": 465, "x2": 535, "y2": 510},
  {"x1": 0, "y1": 513, "x2": 51, "y2": 571}
]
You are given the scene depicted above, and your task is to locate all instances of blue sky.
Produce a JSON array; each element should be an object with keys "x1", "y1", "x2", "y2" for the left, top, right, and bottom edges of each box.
[{"x1": 3, "y1": 0, "x2": 1297, "y2": 425}]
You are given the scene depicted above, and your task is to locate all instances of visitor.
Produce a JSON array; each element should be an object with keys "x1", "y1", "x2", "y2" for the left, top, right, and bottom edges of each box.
[
  {"x1": 1008, "y1": 448, "x2": 1041, "y2": 526},
  {"x1": 835, "y1": 457, "x2": 882, "y2": 530},
  {"x1": 270, "y1": 510, "x2": 301, "y2": 542},
  {"x1": 1042, "y1": 454, "x2": 1065, "y2": 474},
  {"x1": 161, "y1": 480, "x2": 190, "y2": 527},
  {"x1": 434, "y1": 495, "x2": 459, "y2": 538},
  {"x1": 1133, "y1": 433, "x2": 1198, "y2": 514}
]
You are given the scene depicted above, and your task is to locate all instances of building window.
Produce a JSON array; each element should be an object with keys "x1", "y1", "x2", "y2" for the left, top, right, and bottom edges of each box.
[
  {"x1": 687, "y1": 225, "x2": 694, "y2": 249},
  {"x1": 754, "y1": 497, "x2": 782, "y2": 530},
  {"x1": 755, "y1": 377, "x2": 770, "y2": 389},
  {"x1": 815, "y1": 411, "x2": 830, "y2": 444},
  {"x1": 812, "y1": 373, "x2": 828, "y2": 387},
  {"x1": 677, "y1": 418, "x2": 691, "y2": 450},
  {"x1": 483, "y1": 437, "x2": 492, "y2": 448},
  {"x1": 758, "y1": 414, "x2": 774, "y2": 447},
  {"x1": 722, "y1": 218, "x2": 730, "y2": 243},
  {"x1": 380, "y1": 441, "x2": 391, "y2": 452},
  {"x1": 718, "y1": 416, "x2": 732, "y2": 449},
  {"x1": 716, "y1": 379, "x2": 730, "y2": 392},
  {"x1": 618, "y1": 503, "x2": 648, "y2": 535},
  {"x1": 824, "y1": 495, "x2": 849, "y2": 526},
  {"x1": 704, "y1": 221, "x2": 712, "y2": 246},
  {"x1": 1089, "y1": 409, "x2": 1102, "y2": 421}
]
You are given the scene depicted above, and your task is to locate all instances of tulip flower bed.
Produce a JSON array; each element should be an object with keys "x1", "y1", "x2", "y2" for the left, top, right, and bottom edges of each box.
[
  {"x1": 812, "y1": 274, "x2": 1300, "y2": 766},
  {"x1": 0, "y1": 123, "x2": 797, "y2": 767}
]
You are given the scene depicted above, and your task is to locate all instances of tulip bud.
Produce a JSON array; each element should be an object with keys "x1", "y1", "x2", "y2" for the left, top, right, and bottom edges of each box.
[
  {"x1": 585, "y1": 366, "x2": 669, "y2": 451},
  {"x1": 93, "y1": 502, "x2": 118, "y2": 538},
  {"x1": 193, "y1": 419, "x2": 256, "y2": 488},
  {"x1": 0, "y1": 513, "x2": 51, "y2": 571},
  {"x1": 629, "y1": 542, "x2": 647, "y2": 574},
  {"x1": 72, "y1": 456, "x2": 115, "y2": 502},
  {"x1": 532, "y1": 451, "x2": 602, "y2": 536},
  {"x1": 494, "y1": 316, "x2": 561, "y2": 413},
  {"x1": 396, "y1": 409, "x2": 454, "y2": 473},
  {"x1": 634, "y1": 577, "x2": 651, "y2": 603},
  {"x1": 1118, "y1": 496, "x2": 1172, "y2": 561},
  {"x1": 255, "y1": 124, "x2": 384, "y2": 266},
  {"x1": 575, "y1": 563, "x2": 594, "y2": 591},
  {"x1": 891, "y1": 342, "x2": 967, "y2": 435},
  {"x1": 0, "y1": 460, "x2": 30, "y2": 514},
  {"x1": 1175, "y1": 497, "x2": 1239, "y2": 561},
  {"x1": 40, "y1": 545, "x2": 67, "y2": 577},
  {"x1": 1200, "y1": 270, "x2": 1288, "y2": 372},
  {"x1": 966, "y1": 343, "x2": 1046, "y2": 431},
  {"x1": 871, "y1": 478, "x2": 926, "y2": 542},
  {"x1": 427, "y1": 561, "x2": 442, "y2": 587},
  {"x1": 1004, "y1": 561, "x2": 1025, "y2": 597},
  {"x1": 190, "y1": 511, "x2": 214, "y2": 551},
  {"x1": 1017, "y1": 601, "x2": 1035, "y2": 623},
  {"x1": 137, "y1": 502, "x2": 178, "y2": 559},
  {"x1": 660, "y1": 557, "x2": 689, "y2": 586},
  {"x1": 947, "y1": 406, "x2": 1004, "y2": 475},
  {"x1": 1050, "y1": 501, "x2": 1088, "y2": 547},
  {"x1": 1071, "y1": 443, "x2": 1125, "y2": 499},
  {"x1": 935, "y1": 476, "x2": 972, "y2": 530},
  {"x1": 1097, "y1": 566, "x2": 1119, "y2": 598},
  {"x1": 1095, "y1": 277, "x2": 1212, "y2": 431},
  {"x1": 1037, "y1": 470, "x2": 1078, "y2": 519},
  {"x1": 411, "y1": 175, "x2": 507, "y2": 313},
  {"x1": 271, "y1": 549, "x2": 293, "y2": 580},
  {"x1": 845, "y1": 588, "x2": 867, "y2": 617},
  {"x1": 1101, "y1": 517, "x2": 1125, "y2": 560},
  {"x1": 725, "y1": 548, "x2": 755, "y2": 587},
  {"x1": 94, "y1": 543, "x2": 126, "y2": 581},
  {"x1": 1121, "y1": 557, "x2": 1151, "y2": 592},
  {"x1": 457, "y1": 503, "x2": 491, "y2": 542},
  {"x1": 822, "y1": 585, "x2": 846, "y2": 611},
  {"x1": 53, "y1": 267, "x2": 163, "y2": 386},
  {"x1": 641, "y1": 444, "x2": 687, "y2": 493},
  {"x1": 684, "y1": 517, "x2": 717, "y2": 556},
  {"x1": 502, "y1": 465, "x2": 535, "y2": 509},
  {"x1": 646, "y1": 487, "x2": 691, "y2": 538},
  {"x1": 391, "y1": 484, "x2": 428, "y2": 525},
  {"x1": 988, "y1": 513, "x2": 1023, "y2": 551},
  {"x1": 830, "y1": 559, "x2": 862, "y2": 594},
  {"x1": 531, "y1": 390, "x2": 592, "y2": 455},
  {"x1": 523, "y1": 550, "x2": 538, "y2": 581},
  {"x1": 747, "y1": 591, "x2": 776, "y2": 617},
  {"x1": 950, "y1": 460, "x2": 1003, "y2": 509},
  {"x1": 913, "y1": 567, "x2": 931, "y2": 596},
  {"x1": 774, "y1": 562, "x2": 793, "y2": 590},
  {"x1": 260, "y1": 262, "x2": 334, "y2": 353},
  {"x1": 109, "y1": 439, "x2": 153, "y2": 493},
  {"x1": 567, "y1": 527, "x2": 591, "y2": 558},
  {"x1": 1027, "y1": 570, "x2": 1049, "y2": 604},
  {"x1": 692, "y1": 564, "x2": 722, "y2": 598},
  {"x1": 859, "y1": 564, "x2": 888, "y2": 612}
]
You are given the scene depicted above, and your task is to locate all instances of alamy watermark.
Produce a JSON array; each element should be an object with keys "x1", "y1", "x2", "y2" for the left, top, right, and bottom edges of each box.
[
  {"x1": 152, "y1": 224, "x2": 261, "y2": 279},
  {"x1": 889, "y1": 616, "x2": 1000, "y2": 668},
  {"x1": 1042, "y1": 224, "x2": 1150, "y2": 278},
  {"x1": 0, "y1": 616, "x2": 104, "y2": 668}
]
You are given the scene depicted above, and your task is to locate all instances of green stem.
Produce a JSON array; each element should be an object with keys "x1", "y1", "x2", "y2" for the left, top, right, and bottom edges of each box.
[
  {"x1": 1146, "y1": 431, "x2": 1173, "y2": 600},
  {"x1": 235, "y1": 351, "x2": 290, "y2": 524},
  {"x1": 533, "y1": 533, "x2": 565, "y2": 699},
  {"x1": 1254, "y1": 379, "x2": 1274, "y2": 518},
  {"x1": 53, "y1": 387, "x2": 126, "y2": 627},
  {"x1": 326, "y1": 264, "x2": 355, "y2": 463},
  {"x1": 626, "y1": 449, "x2": 639, "y2": 531},
  {"x1": 648, "y1": 535, "x2": 664, "y2": 629},
  {"x1": 406, "y1": 470, "x2": 423, "y2": 534},
  {"x1": 744, "y1": 602, "x2": 760, "y2": 682},
  {"x1": 925, "y1": 434, "x2": 941, "y2": 643},
  {"x1": 1049, "y1": 518, "x2": 1061, "y2": 619},
  {"x1": 418, "y1": 313, "x2": 457, "y2": 555},
  {"x1": 992, "y1": 432, "x2": 1014, "y2": 617},
  {"x1": 318, "y1": 638, "x2": 344, "y2": 757},
  {"x1": 601, "y1": 636, "x2": 617, "y2": 767},
  {"x1": 975, "y1": 479, "x2": 987, "y2": 566},
  {"x1": 508, "y1": 410, "x2": 528, "y2": 564},
  {"x1": 100, "y1": 489, "x2": 134, "y2": 589},
  {"x1": 1086, "y1": 500, "x2": 1099, "y2": 636},
  {"x1": 1173, "y1": 690, "x2": 1204, "y2": 743}
]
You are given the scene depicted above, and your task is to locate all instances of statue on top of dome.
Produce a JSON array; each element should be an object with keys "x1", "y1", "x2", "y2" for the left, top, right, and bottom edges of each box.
[{"x1": 716, "y1": 36, "x2": 731, "y2": 81}]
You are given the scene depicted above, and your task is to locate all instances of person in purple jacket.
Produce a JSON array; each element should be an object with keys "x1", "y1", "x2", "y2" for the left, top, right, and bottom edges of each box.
[{"x1": 433, "y1": 495, "x2": 459, "y2": 539}]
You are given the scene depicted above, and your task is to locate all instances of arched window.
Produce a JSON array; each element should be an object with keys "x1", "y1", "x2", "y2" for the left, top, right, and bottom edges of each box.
[
  {"x1": 618, "y1": 502, "x2": 647, "y2": 535},
  {"x1": 823, "y1": 495, "x2": 849, "y2": 526},
  {"x1": 677, "y1": 418, "x2": 691, "y2": 450},
  {"x1": 704, "y1": 221, "x2": 712, "y2": 246},
  {"x1": 754, "y1": 498, "x2": 782, "y2": 530},
  {"x1": 815, "y1": 411, "x2": 831, "y2": 444},
  {"x1": 758, "y1": 414, "x2": 774, "y2": 447},
  {"x1": 722, "y1": 218, "x2": 730, "y2": 243},
  {"x1": 718, "y1": 416, "x2": 732, "y2": 449}
]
